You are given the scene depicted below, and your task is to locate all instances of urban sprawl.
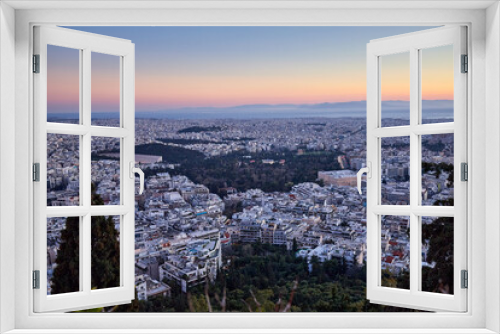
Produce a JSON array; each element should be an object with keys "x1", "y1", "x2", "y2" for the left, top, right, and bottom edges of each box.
[{"x1": 46, "y1": 117, "x2": 453, "y2": 300}]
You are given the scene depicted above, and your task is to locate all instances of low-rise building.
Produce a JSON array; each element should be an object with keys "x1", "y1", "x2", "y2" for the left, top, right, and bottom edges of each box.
[{"x1": 135, "y1": 274, "x2": 171, "y2": 301}]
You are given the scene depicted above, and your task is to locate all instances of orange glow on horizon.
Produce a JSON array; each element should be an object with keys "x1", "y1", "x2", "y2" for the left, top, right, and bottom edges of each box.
[
  {"x1": 48, "y1": 49, "x2": 454, "y2": 111},
  {"x1": 421, "y1": 45, "x2": 454, "y2": 101}
]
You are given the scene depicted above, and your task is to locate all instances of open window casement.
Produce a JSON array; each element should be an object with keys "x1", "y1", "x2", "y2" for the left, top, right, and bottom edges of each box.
[
  {"x1": 33, "y1": 26, "x2": 141, "y2": 312},
  {"x1": 361, "y1": 26, "x2": 467, "y2": 312}
]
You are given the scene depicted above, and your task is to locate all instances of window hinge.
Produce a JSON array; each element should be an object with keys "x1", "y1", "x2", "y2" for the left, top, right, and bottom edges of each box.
[
  {"x1": 33, "y1": 54, "x2": 40, "y2": 73},
  {"x1": 461, "y1": 54, "x2": 468, "y2": 73},
  {"x1": 33, "y1": 163, "x2": 40, "y2": 182},
  {"x1": 33, "y1": 270, "x2": 40, "y2": 289},
  {"x1": 461, "y1": 162, "x2": 468, "y2": 181},
  {"x1": 461, "y1": 270, "x2": 468, "y2": 289}
]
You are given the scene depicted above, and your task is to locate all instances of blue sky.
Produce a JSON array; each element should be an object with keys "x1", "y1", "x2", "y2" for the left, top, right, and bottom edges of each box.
[{"x1": 50, "y1": 26, "x2": 442, "y2": 114}]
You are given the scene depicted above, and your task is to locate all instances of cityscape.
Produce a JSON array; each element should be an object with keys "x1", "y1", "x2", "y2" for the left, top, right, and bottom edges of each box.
[
  {"x1": 46, "y1": 115, "x2": 454, "y2": 311},
  {"x1": 44, "y1": 25, "x2": 455, "y2": 312}
]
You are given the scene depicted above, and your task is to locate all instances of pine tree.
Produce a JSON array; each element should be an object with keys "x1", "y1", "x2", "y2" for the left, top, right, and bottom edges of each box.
[
  {"x1": 51, "y1": 216, "x2": 80, "y2": 294},
  {"x1": 51, "y1": 184, "x2": 120, "y2": 293},
  {"x1": 421, "y1": 216, "x2": 454, "y2": 293},
  {"x1": 91, "y1": 214, "x2": 120, "y2": 289}
]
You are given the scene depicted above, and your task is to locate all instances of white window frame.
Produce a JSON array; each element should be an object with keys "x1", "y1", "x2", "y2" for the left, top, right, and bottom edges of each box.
[
  {"x1": 1, "y1": 2, "x2": 499, "y2": 333},
  {"x1": 365, "y1": 26, "x2": 467, "y2": 312},
  {"x1": 33, "y1": 26, "x2": 136, "y2": 312}
]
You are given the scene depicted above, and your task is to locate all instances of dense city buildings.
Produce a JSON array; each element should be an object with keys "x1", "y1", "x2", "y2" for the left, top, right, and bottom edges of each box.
[{"x1": 46, "y1": 117, "x2": 453, "y2": 306}]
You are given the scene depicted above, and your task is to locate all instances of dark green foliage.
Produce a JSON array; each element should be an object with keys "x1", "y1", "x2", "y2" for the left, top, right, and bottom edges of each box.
[
  {"x1": 110, "y1": 244, "x2": 418, "y2": 313},
  {"x1": 135, "y1": 143, "x2": 205, "y2": 164},
  {"x1": 158, "y1": 138, "x2": 220, "y2": 145},
  {"x1": 177, "y1": 126, "x2": 222, "y2": 133},
  {"x1": 422, "y1": 162, "x2": 453, "y2": 180},
  {"x1": 51, "y1": 184, "x2": 120, "y2": 294},
  {"x1": 51, "y1": 217, "x2": 80, "y2": 294},
  {"x1": 91, "y1": 215, "x2": 120, "y2": 289},
  {"x1": 381, "y1": 142, "x2": 409, "y2": 149},
  {"x1": 422, "y1": 217, "x2": 454, "y2": 294},
  {"x1": 90, "y1": 154, "x2": 119, "y2": 161},
  {"x1": 306, "y1": 123, "x2": 326, "y2": 126},
  {"x1": 141, "y1": 147, "x2": 343, "y2": 197},
  {"x1": 381, "y1": 269, "x2": 410, "y2": 290},
  {"x1": 433, "y1": 198, "x2": 454, "y2": 206},
  {"x1": 158, "y1": 137, "x2": 255, "y2": 145},
  {"x1": 422, "y1": 140, "x2": 445, "y2": 152},
  {"x1": 223, "y1": 201, "x2": 243, "y2": 219}
]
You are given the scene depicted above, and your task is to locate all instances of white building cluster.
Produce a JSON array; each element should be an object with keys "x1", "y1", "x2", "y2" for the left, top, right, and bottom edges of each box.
[{"x1": 45, "y1": 118, "x2": 453, "y2": 296}]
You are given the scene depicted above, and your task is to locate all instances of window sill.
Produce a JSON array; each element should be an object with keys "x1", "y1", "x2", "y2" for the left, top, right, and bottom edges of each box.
[{"x1": 4, "y1": 329, "x2": 498, "y2": 334}]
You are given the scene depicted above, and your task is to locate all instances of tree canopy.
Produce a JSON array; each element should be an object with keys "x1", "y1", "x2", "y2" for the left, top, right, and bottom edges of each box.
[{"x1": 51, "y1": 184, "x2": 120, "y2": 294}]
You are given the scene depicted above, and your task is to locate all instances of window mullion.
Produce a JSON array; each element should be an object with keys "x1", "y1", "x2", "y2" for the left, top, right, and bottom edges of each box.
[
  {"x1": 413, "y1": 123, "x2": 454, "y2": 135},
  {"x1": 81, "y1": 134, "x2": 91, "y2": 294},
  {"x1": 409, "y1": 47, "x2": 420, "y2": 294},
  {"x1": 82, "y1": 48, "x2": 91, "y2": 209},
  {"x1": 365, "y1": 48, "x2": 380, "y2": 299},
  {"x1": 82, "y1": 214, "x2": 91, "y2": 293},
  {"x1": 81, "y1": 47, "x2": 92, "y2": 294},
  {"x1": 78, "y1": 216, "x2": 84, "y2": 292}
]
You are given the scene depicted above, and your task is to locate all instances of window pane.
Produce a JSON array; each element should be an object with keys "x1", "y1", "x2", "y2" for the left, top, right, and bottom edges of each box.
[
  {"x1": 92, "y1": 52, "x2": 120, "y2": 127},
  {"x1": 421, "y1": 45, "x2": 454, "y2": 124},
  {"x1": 91, "y1": 137, "x2": 121, "y2": 205},
  {"x1": 47, "y1": 133, "x2": 80, "y2": 206},
  {"x1": 380, "y1": 52, "x2": 410, "y2": 127},
  {"x1": 47, "y1": 45, "x2": 80, "y2": 124},
  {"x1": 91, "y1": 215, "x2": 121, "y2": 290},
  {"x1": 381, "y1": 137, "x2": 410, "y2": 205},
  {"x1": 47, "y1": 217, "x2": 80, "y2": 295},
  {"x1": 421, "y1": 216, "x2": 454, "y2": 294},
  {"x1": 421, "y1": 133, "x2": 454, "y2": 206},
  {"x1": 381, "y1": 215, "x2": 410, "y2": 289}
]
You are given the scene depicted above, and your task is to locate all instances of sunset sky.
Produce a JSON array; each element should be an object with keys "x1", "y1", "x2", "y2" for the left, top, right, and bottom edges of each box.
[{"x1": 47, "y1": 26, "x2": 453, "y2": 114}]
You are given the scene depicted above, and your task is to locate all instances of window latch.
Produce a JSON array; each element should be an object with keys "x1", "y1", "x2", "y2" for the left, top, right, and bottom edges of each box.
[
  {"x1": 356, "y1": 162, "x2": 371, "y2": 195},
  {"x1": 130, "y1": 162, "x2": 144, "y2": 195}
]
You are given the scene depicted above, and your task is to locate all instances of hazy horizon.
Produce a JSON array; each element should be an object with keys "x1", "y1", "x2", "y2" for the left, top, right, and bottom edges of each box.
[
  {"x1": 47, "y1": 26, "x2": 455, "y2": 116},
  {"x1": 47, "y1": 99, "x2": 453, "y2": 120}
]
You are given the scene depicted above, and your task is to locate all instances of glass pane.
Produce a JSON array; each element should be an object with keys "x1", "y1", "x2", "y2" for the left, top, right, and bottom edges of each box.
[
  {"x1": 91, "y1": 137, "x2": 121, "y2": 205},
  {"x1": 421, "y1": 133, "x2": 454, "y2": 206},
  {"x1": 47, "y1": 217, "x2": 80, "y2": 295},
  {"x1": 91, "y1": 52, "x2": 120, "y2": 127},
  {"x1": 421, "y1": 45, "x2": 454, "y2": 124},
  {"x1": 381, "y1": 215, "x2": 410, "y2": 289},
  {"x1": 91, "y1": 215, "x2": 121, "y2": 290},
  {"x1": 47, "y1": 45, "x2": 80, "y2": 124},
  {"x1": 380, "y1": 52, "x2": 410, "y2": 127},
  {"x1": 421, "y1": 216, "x2": 454, "y2": 294},
  {"x1": 47, "y1": 133, "x2": 80, "y2": 206},
  {"x1": 381, "y1": 137, "x2": 410, "y2": 205}
]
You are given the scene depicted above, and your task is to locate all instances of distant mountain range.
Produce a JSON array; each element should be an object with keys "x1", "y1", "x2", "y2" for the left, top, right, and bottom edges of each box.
[{"x1": 48, "y1": 100, "x2": 453, "y2": 120}]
